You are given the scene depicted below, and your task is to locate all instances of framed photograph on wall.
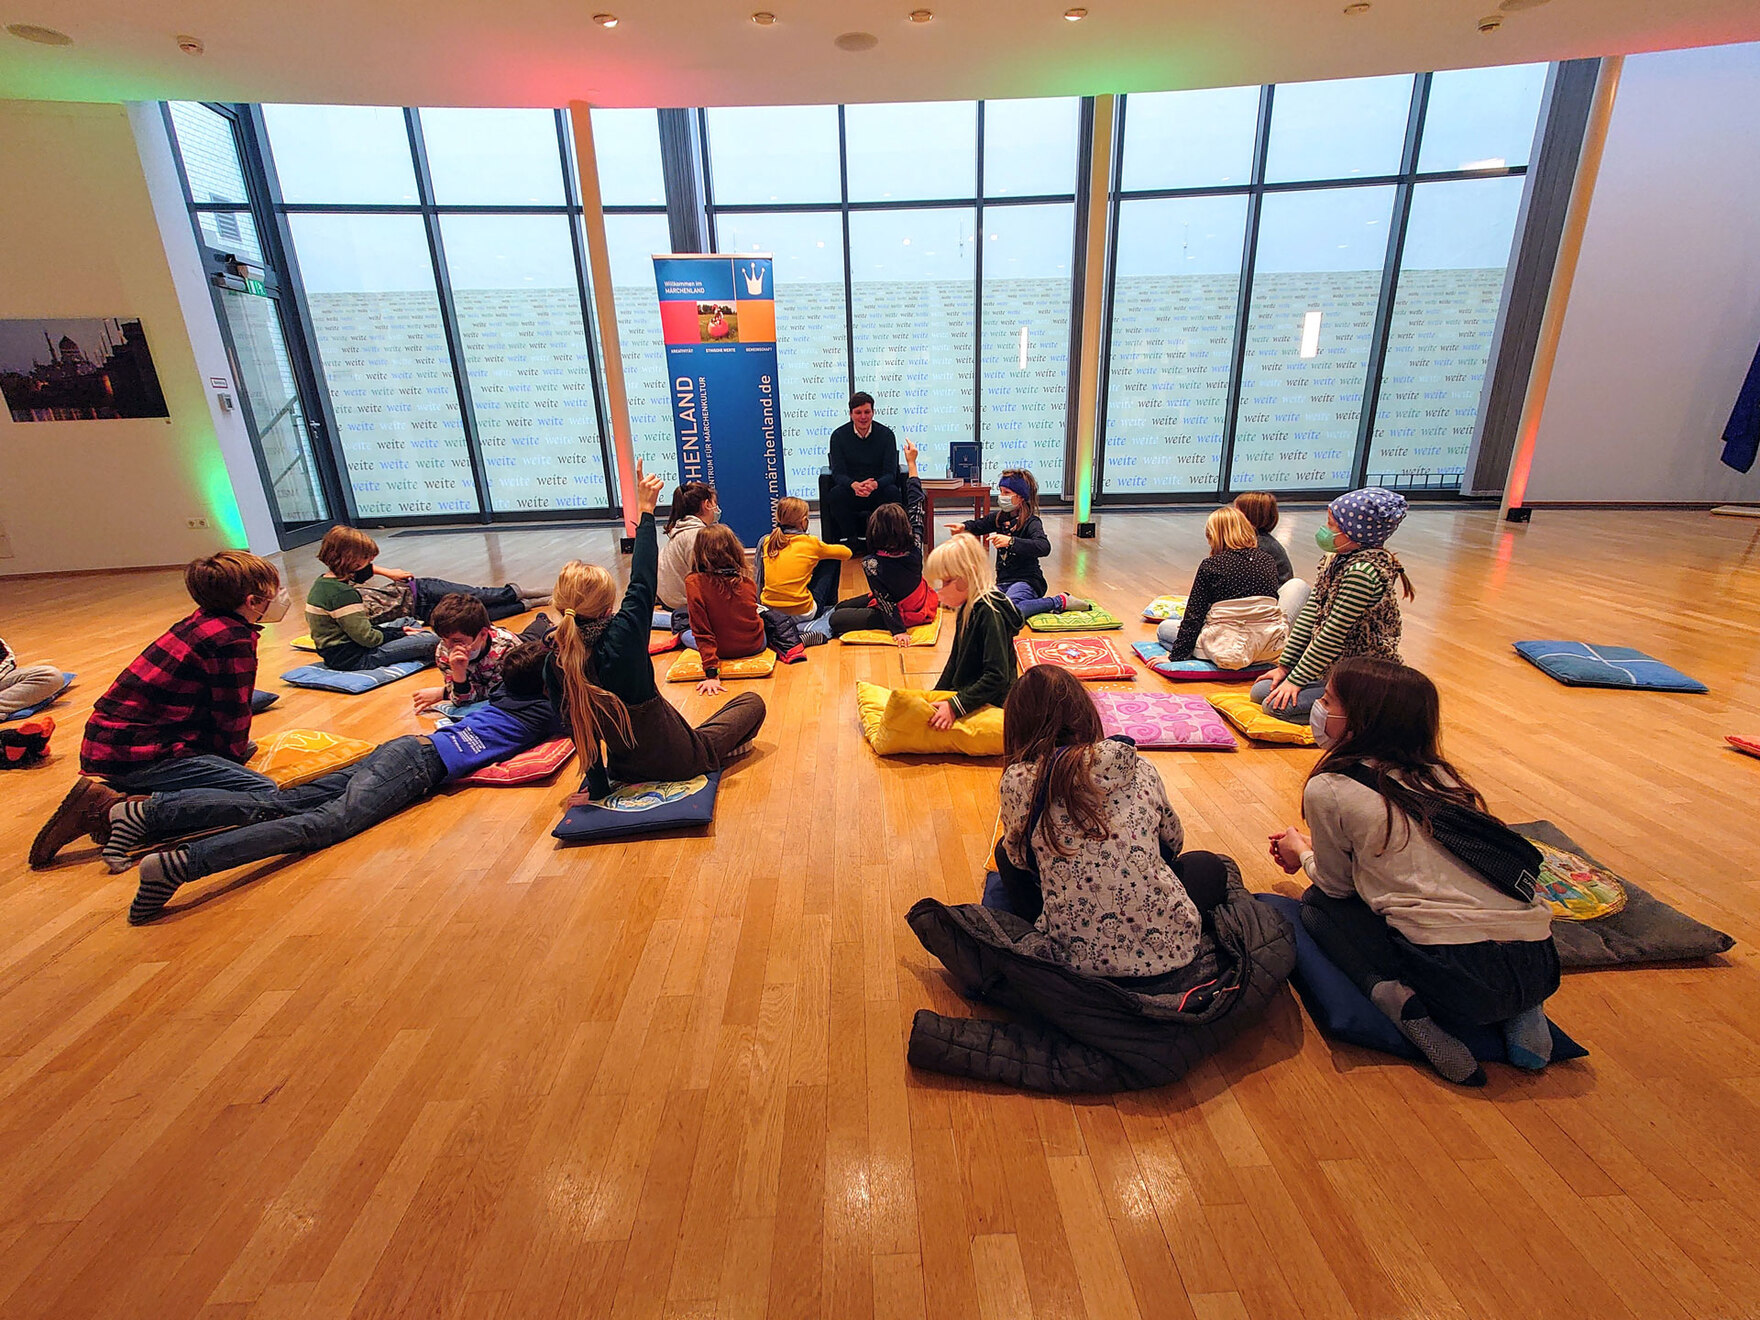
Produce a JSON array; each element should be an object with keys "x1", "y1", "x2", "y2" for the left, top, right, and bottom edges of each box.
[{"x1": 0, "y1": 318, "x2": 169, "y2": 422}]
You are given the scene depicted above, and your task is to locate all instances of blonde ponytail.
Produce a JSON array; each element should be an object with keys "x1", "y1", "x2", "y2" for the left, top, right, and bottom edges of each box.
[{"x1": 551, "y1": 561, "x2": 633, "y2": 768}]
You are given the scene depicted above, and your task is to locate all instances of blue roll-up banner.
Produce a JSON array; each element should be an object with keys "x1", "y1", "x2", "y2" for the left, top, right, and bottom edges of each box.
[{"x1": 653, "y1": 254, "x2": 786, "y2": 547}]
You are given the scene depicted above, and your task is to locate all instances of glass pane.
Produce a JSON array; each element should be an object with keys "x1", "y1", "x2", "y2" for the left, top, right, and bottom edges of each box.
[
  {"x1": 1418, "y1": 63, "x2": 1549, "y2": 173},
  {"x1": 715, "y1": 212, "x2": 849, "y2": 497},
  {"x1": 1229, "y1": 186, "x2": 1395, "y2": 491},
  {"x1": 262, "y1": 104, "x2": 419, "y2": 204},
  {"x1": 848, "y1": 207, "x2": 976, "y2": 475},
  {"x1": 846, "y1": 101, "x2": 977, "y2": 203},
  {"x1": 196, "y1": 210, "x2": 264, "y2": 264},
  {"x1": 705, "y1": 105, "x2": 841, "y2": 205},
  {"x1": 984, "y1": 97, "x2": 1079, "y2": 198},
  {"x1": 442, "y1": 215, "x2": 607, "y2": 512},
  {"x1": 1264, "y1": 75, "x2": 1413, "y2": 183},
  {"x1": 1367, "y1": 175, "x2": 1524, "y2": 491},
  {"x1": 1120, "y1": 86, "x2": 1260, "y2": 193},
  {"x1": 168, "y1": 102, "x2": 248, "y2": 204},
  {"x1": 421, "y1": 108, "x2": 564, "y2": 205},
  {"x1": 287, "y1": 213, "x2": 478, "y2": 516},
  {"x1": 1102, "y1": 195, "x2": 1248, "y2": 494},
  {"x1": 603, "y1": 212, "x2": 678, "y2": 488},
  {"x1": 982, "y1": 203, "x2": 1073, "y2": 489},
  {"x1": 218, "y1": 289, "x2": 328, "y2": 525},
  {"x1": 590, "y1": 108, "x2": 667, "y2": 206}
]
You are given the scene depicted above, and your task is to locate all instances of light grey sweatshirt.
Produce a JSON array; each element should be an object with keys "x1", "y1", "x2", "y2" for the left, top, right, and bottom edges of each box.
[{"x1": 1301, "y1": 771, "x2": 1553, "y2": 946}]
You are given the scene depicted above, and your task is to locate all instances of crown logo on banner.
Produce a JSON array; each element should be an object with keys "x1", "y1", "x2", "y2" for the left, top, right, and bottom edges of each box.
[{"x1": 741, "y1": 262, "x2": 765, "y2": 296}]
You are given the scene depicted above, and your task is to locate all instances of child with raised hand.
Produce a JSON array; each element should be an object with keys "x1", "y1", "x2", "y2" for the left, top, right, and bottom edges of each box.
[
  {"x1": 757, "y1": 495, "x2": 849, "y2": 639},
  {"x1": 685, "y1": 524, "x2": 805, "y2": 696},
  {"x1": 546, "y1": 462, "x2": 766, "y2": 801},
  {"x1": 829, "y1": 439, "x2": 938, "y2": 645},
  {"x1": 306, "y1": 527, "x2": 441, "y2": 672},
  {"x1": 0, "y1": 636, "x2": 67, "y2": 719},
  {"x1": 1270, "y1": 656, "x2": 1559, "y2": 1086},
  {"x1": 410, "y1": 593, "x2": 520, "y2": 715},
  {"x1": 1252, "y1": 487, "x2": 1414, "y2": 723},
  {"x1": 994, "y1": 664, "x2": 1230, "y2": 976},
  {"x1": 656, "y1": 482, "x2": 719, "y2": 622},
  {"x1": 947, "y1": 468, "x2": 1089, "y2": 620},
  {"x1": 921, "y1": 530, "x2": 1023, "y2": 730},
  {"x1": 1158, "y1": 506, "x2": 1286, "y2": 667}
]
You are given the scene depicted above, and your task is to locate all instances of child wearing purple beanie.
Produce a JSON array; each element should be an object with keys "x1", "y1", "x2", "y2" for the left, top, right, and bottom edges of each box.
[{"x1": 1252, "y1": 487, "x2": 1415, "y2": 722}]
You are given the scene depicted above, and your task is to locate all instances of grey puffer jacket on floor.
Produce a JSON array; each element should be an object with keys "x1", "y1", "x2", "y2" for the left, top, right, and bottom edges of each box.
[{"x1": 906, "y1": 861, "x2": 1296, "y2": 1093}]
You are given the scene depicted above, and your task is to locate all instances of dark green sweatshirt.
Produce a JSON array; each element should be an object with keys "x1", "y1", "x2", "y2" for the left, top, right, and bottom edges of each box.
[{"x1": 935, "y1": 592, "x2": 1025, "y2": 717}]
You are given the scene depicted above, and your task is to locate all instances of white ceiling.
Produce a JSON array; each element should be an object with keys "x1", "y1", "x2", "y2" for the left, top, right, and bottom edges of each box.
[{"x1": 2, "y1": 0, "x2": 1758, "y2": 108}]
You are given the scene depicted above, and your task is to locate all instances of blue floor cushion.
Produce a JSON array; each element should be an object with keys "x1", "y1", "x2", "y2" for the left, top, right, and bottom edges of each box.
[
  {"x1": 1515, "y1": 821, "x2": 1735, "y2": 967},
  {"x1": 250, "y1": 688, "x2": 279, "y2": 714},
  {"x1": 1131, "y1": 642, "x2": 1271, "y2": 683},
  {"x1": 280, "y1": 660, "x2": 428, "y2": 693},
  {"x1": 1254, "y1": 893, "x2": 1588, "y2": 1067},
  {"x1": 1513, "y1": 641, "x2": 1707, "y2": 693},
  {"x1": 552, "y1": 770, "x2": 721, "y2": 842},
  {"x1": 2, "y1": 672, "x2": 73, "y2": 722}
]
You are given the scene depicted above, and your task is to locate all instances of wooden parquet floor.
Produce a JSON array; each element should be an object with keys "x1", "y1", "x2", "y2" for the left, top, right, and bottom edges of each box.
[{"x1": 2, "y1": 504, "x2": 1759, "y2": 1320}]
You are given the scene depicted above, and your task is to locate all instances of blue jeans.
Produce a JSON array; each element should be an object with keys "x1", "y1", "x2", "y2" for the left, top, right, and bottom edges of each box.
[
  {"x1": 410, "y1": 578, "x2": 523, "y2": 623},
  {"x1": 146, "y1": 735, "x2": 448, "y2": 880},
  {"x1": 1249, "y1": 675, "x2": 1325, "y2": 723},
  {"x1": 323, "y1": 618, "x2": 440, "y2": 671},
  {"x1": 1003, "y1": 580, "x2": 1062, "y2": 618},
  {"x1": 103, "y1": 754, "x2": 275, "y2": 794}
]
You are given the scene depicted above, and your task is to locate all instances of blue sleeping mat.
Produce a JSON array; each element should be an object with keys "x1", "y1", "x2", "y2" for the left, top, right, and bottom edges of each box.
[{"x1": 280, "y1": 661, "x2": 427, "y2": 693}]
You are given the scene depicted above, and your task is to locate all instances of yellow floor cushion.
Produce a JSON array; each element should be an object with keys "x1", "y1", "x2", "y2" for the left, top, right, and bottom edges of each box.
[
  {"x1": 855, "y1": 680, "x2": 1005, "y2": 756},
  {"x1": 1207, "y1": 692, "x2": 1317, "y2": 747},
  {"x1": 291, "y1": 635, "x2": 319, "y2": 652},
  {"x1": 840, "y1": 614, "x2": 942, "y2": 646},
  {"x1": 667, "y1": 647, "x2": 778, "y2": 682},
  {"x1": 246, "y1": 728, "x2": 378, "y2": 787}
]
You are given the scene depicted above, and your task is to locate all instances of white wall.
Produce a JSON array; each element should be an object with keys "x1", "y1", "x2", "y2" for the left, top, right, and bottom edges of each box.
[
  {"x1": 0, "y1": 100, "x2": 276, "y2": 576},
  {"x1": 1525, "y1": 41, "x2": 1760, "y2": 503}
]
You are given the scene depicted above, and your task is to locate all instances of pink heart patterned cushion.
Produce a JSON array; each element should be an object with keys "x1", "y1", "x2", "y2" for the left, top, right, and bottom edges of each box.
[{"x1": 1090, "y1": 690, "x2": 1237, "y2": 751}]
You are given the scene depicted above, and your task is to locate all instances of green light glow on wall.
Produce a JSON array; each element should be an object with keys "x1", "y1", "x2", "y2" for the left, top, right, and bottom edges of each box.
[{"x1": 197, "y1": 447, "x2": 248, "y2": 546}]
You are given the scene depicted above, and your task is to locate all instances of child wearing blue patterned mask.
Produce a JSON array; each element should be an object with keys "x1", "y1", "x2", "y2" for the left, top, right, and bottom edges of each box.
[
  {"x1": 945, "y1": 468, "x2": 1091, "y2": 621},
  {"x1": 1252, "y1": 487, "x2": 1415, "y2": 723}
]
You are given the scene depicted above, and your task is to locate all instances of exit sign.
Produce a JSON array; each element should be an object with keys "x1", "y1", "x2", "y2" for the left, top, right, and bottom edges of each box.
[{"x1": 244, "y1": 277, "x2": 268, "y2": 296}]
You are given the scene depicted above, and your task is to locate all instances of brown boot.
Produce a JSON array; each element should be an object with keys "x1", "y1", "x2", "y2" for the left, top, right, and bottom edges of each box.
[{"x1": 29, "y1": 776, "x2": 123, "y2": 868}]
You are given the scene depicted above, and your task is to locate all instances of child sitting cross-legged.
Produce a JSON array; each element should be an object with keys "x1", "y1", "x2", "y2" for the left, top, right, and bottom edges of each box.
[
  {"x1": 756, "y1": 496, "x2": 849, "y2": 642},
  {"x1": 409, "y1": 593, "x2": 521, "y2": 715},
  {"x1": 947, "y1": 468, "x2": 1089, "y2": 620},
  {"x1": 920, "y1": 530, "x2": 1024, "y2": 730},
  {"x1": 993, "y1": 664, "x2": 1231, "y2": 976},
  {"x1": 685, "y1": 524, "x2": 807, "y2": 696},
  {"x1": 107, "y1": 640, "x2": 566, "y2": 924},
  {"x1": 828, "y1": 439, "x2": 939, "y2": 643},
  {"x1": 1157, "y1": 506, "x2": 1287, "y2": 668},
  {"x1": 0, "y1": 635, "x2": 67, "y2": 720}
]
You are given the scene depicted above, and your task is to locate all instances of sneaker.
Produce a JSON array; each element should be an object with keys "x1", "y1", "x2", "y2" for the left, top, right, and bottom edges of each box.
[
  {"x1": 1059, "y1": 595, "x2": 1092, "y2": 613},
  {"x1": 778, "y1": 644, "x2": 807, "y2": 665},
  {"x1": 29, "y1": 774, "x2": 121, "y2": 869}
]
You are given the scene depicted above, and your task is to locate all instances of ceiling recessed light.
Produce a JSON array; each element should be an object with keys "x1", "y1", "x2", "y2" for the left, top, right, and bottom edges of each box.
[
  {"x1": 908, "y1": 9, "x2": 934, "y2": 22},
  {"x1": 592, "y1": 13, "x2": 619, "y2": 27},
  {"x1": 834, "y1": 30, "x2": 878, "y2": 50},
  {"x1": 750, "y1": 11, "x2": 777, "y2": 24},
  {"x1": 1343, "y1": 3, "x2": 1370, "y2": 13},
  {"x1": 176, "y1": 34, "x2": 204, "y2": 55},
  {"x1": 6, "y1": 22, "x2": 72, "y2": 45},
  {"x1": 1476, "y1": 13, "x2": 1502, "y2": 31},
  {"x1": 1064, "y1": 7, "x2": 1088, "y2": 20}
]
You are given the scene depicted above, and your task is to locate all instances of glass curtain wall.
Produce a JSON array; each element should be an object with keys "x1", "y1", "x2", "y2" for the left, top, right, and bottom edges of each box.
[
  {"x1": 1100, "y1": 65, "x2": 1547, "y2": 500},
  {"x1": 703, "y1": 98, "x2": 1079, "y2": 491},
  {"x1": 252, "y1": 104, "x2": 626, "y2": 522}
]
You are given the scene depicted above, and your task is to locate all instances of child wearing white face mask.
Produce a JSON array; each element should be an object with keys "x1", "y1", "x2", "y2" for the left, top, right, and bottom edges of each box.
[
  {"x1": 946, "y1": 469, "x2": 1090, "y2": 619},
  {"x1": 1270, "y1": 656, "x2": 1559, "y2": 1087},
  {"x1": 410, "y1": 594, "x2": 521, "y2": 714}
]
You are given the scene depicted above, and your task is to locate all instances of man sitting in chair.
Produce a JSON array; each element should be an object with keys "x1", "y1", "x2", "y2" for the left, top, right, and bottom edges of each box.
[{"x1": 825, "y1": 391, "x2": 902, "y2": 545}]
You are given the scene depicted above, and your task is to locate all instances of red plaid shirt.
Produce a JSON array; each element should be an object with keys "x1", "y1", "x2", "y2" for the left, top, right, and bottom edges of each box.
[{"x1": 81, "y1": 610, "x2": 261, "y2": 775}]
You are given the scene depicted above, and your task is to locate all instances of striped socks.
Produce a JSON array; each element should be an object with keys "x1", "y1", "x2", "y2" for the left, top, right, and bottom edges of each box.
[
  {"x1": 128, "y1": 847, "x2": 195, "y2": 925},
  {"x1": 100, "y1": 799, "x2": 151, "y2": 874},
  {"x1": 1370, "y1": 980, "x2": 1486, "y2": 1087}
]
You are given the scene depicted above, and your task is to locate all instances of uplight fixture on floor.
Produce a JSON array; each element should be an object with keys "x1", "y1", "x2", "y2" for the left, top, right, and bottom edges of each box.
[
  {"x1": 1298, "y1": 310, "x2": 1323, "y2": 360},
  {"x1": 592, "y1": 12, "x2": 619, "y2": 27},
  {"x1": 1064, "y1": 8, "x2": 1088, "y2": 20}
]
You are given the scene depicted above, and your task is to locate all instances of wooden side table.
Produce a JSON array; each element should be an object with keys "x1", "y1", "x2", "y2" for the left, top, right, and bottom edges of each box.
[{"x1": 919, "y1": 479, "x2": 991, "y2": 546}]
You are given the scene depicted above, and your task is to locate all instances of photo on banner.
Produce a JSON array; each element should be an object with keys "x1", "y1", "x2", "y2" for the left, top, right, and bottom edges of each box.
[{"x1": 653, "y1": 254, "x2": 787, "y2": 545}]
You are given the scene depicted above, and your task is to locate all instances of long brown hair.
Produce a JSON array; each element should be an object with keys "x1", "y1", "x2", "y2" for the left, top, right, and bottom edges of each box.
[
  {"x1": 1002, "y1": 665, "x2": 1109, "y2": 858},
  {"x1": 1305, "y1": 656, "x2": 1488, "y2": 854},
  {"x1": 551, "y1": 560, "x2": 633, "y2": 768},
  {"x1": 691, "y1": 524, "x2": 751, "y2": 599},
  {"x1": 763, "y1": 496, "x2": 810, "y2": 559},
  {"x1": 666, "y1": 483, "x2": 716, "y2": 534}
]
